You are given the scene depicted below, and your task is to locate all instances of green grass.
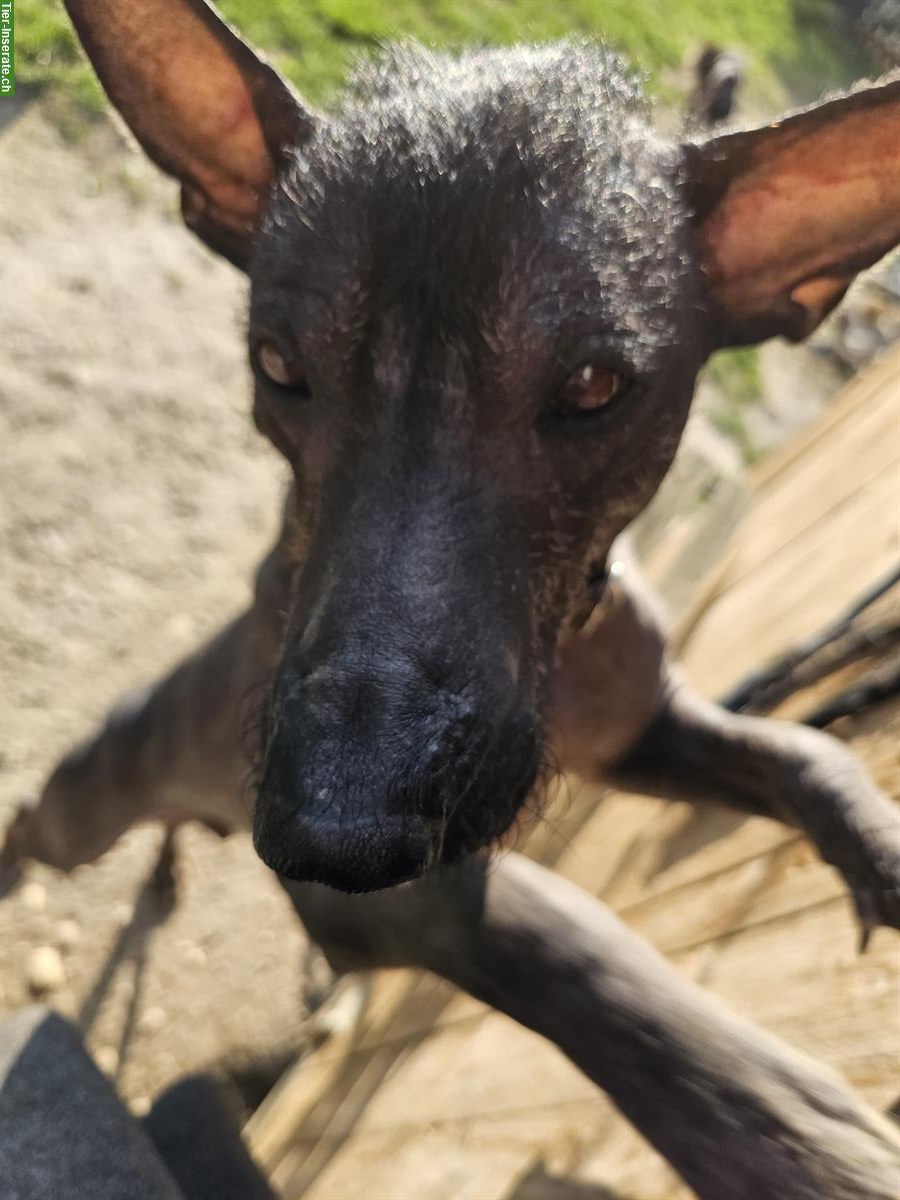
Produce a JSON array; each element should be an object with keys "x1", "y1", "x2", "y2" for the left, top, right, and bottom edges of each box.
[
  {"x1": 19, "y1": 0, "x2": 868, "y2": 112},
  {"x1": 706, "y1": 347, "x2": 764, "y2": 409},
  {"x1": 705, "y1": 347, "x2": 766, "y2": 463}
]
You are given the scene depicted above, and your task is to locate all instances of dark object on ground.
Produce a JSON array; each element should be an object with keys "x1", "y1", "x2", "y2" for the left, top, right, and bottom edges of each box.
[
  {"x1": 839, "y1": 0, "x2": 900, "y2": 69},
  {"x1": 0, "y1": 1006, "x2": 275, "y2": 1200},
  {"x1": 692, "y1": 43, "x2": 744, "y2": 125},
  {"x1": 0, "y1": 1006, "x2": 182, "y2": 1200},
  {"x1": 143, "y1": 1075, "x2": 277, "y2": 1200}
]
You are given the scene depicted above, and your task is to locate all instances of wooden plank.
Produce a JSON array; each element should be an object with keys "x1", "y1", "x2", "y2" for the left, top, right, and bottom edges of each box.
[
  {"x1": 728, "y1": 364, "x2": 899, "y2": 587},
  {"x1": 747, "y1": 347, "x2": 900, "y2": 499},
  {"x1": 294, "y1": 1105, "x2": 628, "y2": 1200},
  {"x1": 684, "y1": 463, "x2": 900, "y2": 694},
  {"x1": 558, "y1": 797, "x2": 794, "y2": 911},
  {"x1": 535, "y1": 788, "x2": 667, "y2": 898},
  {"x1": 672, "y1": 903, "x2": 900, "y2": 1109},
  {"x1": 609, "y1": 854, "x2": 841, "y2": 962},
  {"x1": 246, "y1": 973, "x2": 486, "y2": 1161}
]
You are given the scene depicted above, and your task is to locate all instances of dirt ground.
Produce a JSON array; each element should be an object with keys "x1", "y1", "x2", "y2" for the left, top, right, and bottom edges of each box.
[{"x1": 0, "y1": 104, "x2": 313, "y2": 1113}]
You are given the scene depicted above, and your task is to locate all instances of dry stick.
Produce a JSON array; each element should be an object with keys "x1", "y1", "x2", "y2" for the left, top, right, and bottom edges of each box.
[
  {"x1": 803, "y1": 659, "x2": 900, "y2": 729},
  {"x1": 719, "y1": 566, "x2": 900, "y2": 715},
  {"x1": 284, "y1": 852, "x2": 900, "y2": 1200}
]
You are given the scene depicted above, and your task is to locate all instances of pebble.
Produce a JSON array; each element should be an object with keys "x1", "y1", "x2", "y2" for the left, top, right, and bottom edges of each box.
[
  {"x1": 112, "y1": 902, "x2": 134, "y2": 927},
  {"x1": 313, "y1": 980, "x2": 368, "y2": 1039},
  {"x1": 55, "y1": 919, "x2": 82, "y2": 952},
  {"x1": 20, "y1": 882, "x2": 47, "y2": 914},
  {"x1": 166, "y1": 613, "x2": 196, "y2": 642},
  {"x1": 182, "y1": 943, "x2": 207, "y2": 969},
  {"x1": 26, "y1": 946, "x2": 66, "y2": 994},
  {"x1": 139, "y1": 1006, "x2": 167, "y2": 1034},
  {"x1": 94, "y1": 1045, "x2": 120, "y2": 1076},
  {"x1": 131, "y1": 1096, "x2": 152, "y2": 1118}
]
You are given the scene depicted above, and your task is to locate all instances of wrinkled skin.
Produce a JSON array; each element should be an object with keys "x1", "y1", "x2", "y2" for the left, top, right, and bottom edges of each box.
[{"x1": 249, "y1": 47, "x2": 705, "y2": 888}]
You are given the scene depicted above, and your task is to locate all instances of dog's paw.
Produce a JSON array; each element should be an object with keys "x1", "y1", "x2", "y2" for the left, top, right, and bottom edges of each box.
[
  {"x1": 852, "y1": 874, "x2": 900, "y2": 952},
  {"x1": 846, "y1": 835, "x2": 900, "y2": 952}
]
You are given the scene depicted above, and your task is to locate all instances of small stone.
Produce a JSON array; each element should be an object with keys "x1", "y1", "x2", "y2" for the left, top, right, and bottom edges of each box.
[
  {"x1": 876, "y1": 310, "x2": 900, "y2": 340},
  {"x1": 131, "y1": 1096, "x2": 152, "y2": 1118},
  {"x1": 27, "y1": 946, "x2": 66, "y2": 994},
  {"x1": 94, "y1": 1045, "x2": 119, "y2": 1076},
  {"x1": 112, "y1": 902, "x2": 134, "y2": 927},
  {"x1": 139, "y1": 1006, "x2": 167, "y2": 1034},
  {"x1": 20, "y1": 882, "x2": 47, "y2": 914},
  {"x1": 55, "y1": 919, "x2": 82, "y2": 952},
  {"x1": 166, "y1": 613, "x2": 195, "y2": 641},
  {"x1": 842, "y1": 321, "x2": 879, "y2": 363},
  {"x1": 182, "y1": 943, "x2": 207, "y2": 968},
  {"x1": 313, "y1": 979, "x2": 368, "y2": 1039}
]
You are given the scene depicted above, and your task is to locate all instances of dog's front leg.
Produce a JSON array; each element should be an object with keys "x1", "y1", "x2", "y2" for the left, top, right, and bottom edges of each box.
[
  {"x1": 285, "y1": 852, "x2": 900, "y2": 1200},
  {"x1": 1, "y1": 505, "x2": 296, "y2": 877},
  {"x1": 550, "y1": 552, "x2": 900, "y2": 942},
  {"x1": 605, "y1": 684, "x2": 900, "y2": 943}
]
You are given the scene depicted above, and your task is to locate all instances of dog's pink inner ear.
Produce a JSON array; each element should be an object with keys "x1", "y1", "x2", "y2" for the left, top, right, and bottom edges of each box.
[
  {"x1": 65, "y1": 0, "x2": 312, "y2": 266},
  {"x1": 688, "y1": 77, "x2": 900, "y2": 347},
  {"x1": 152, "y1": 42, "x2": 273, "y2": 214}
]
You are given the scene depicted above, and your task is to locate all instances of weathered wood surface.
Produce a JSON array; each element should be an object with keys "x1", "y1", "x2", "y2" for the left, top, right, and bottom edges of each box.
[{"x1": 246, "y1": 347, "x2": 900, "y2": 1200}]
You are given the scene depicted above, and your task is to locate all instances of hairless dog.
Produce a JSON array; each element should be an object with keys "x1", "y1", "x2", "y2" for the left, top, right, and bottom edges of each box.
[{"x1": 4, "y1": 2, "x2": 900, "y2": 1195}]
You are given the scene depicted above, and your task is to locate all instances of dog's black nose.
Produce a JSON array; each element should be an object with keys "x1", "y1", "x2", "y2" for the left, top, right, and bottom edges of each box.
[
  {"x1": 253, "y1": 805, "x2": 437, "y2": 892},
  {"x1": 253, "y1": 645, "x2": 540, "y2": 893}
]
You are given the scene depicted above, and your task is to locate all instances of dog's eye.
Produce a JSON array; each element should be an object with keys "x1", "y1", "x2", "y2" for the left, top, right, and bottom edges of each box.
[
  {"x1": 255, "y1": 340, "x2": 306, "y2": 392},
  {"x1": 556, "y1": 364, "x2": 622, "y2": 414}
]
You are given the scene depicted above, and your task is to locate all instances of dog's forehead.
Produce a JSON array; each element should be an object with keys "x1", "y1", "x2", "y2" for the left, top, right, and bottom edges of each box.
[{"x1": 253, "y1": 44, "x2": 686, "y2": 367}]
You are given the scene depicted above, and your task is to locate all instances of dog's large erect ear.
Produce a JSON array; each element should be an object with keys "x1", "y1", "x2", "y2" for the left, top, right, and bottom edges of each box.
[
  {"x1": 686, "y1": 76, "x2": 900, "y2": 348},
  {"x1": 65, "y1": 0, "x2": 315, "y2": 268}
]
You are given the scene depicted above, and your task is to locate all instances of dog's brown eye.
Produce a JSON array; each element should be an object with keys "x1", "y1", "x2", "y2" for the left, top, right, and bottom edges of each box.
[
  {"x1": 556, "y1": 364, "x2": 622, "y2": 414},
  {"x1": 256, "y1": 340, "x2": 302, "y2": 390}
]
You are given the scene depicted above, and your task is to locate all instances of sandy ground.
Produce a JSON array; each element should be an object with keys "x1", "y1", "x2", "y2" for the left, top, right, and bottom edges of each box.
[{"x1": 0, "y1": 104, "x2": 312, "y2": 1113}]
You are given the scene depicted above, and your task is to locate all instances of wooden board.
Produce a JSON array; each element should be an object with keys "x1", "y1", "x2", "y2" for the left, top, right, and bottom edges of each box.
[{"x1": 247, "y1": 346, "x2": 900, "y2": 1200}]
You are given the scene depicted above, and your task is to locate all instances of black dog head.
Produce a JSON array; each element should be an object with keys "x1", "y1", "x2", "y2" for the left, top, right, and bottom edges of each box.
[{"x1": 66, "y1": 0, "x2": 900, "y2": 889}]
